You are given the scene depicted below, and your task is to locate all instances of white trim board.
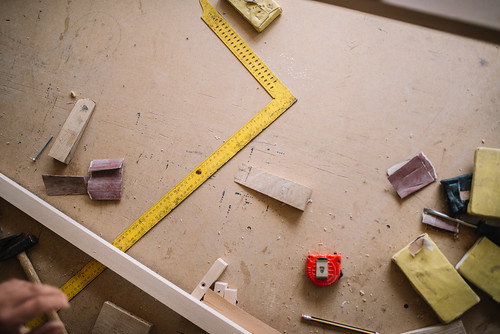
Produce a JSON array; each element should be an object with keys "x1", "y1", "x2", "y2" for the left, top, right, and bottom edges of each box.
[{"x1": 0, "y1": 173, "x2": 249, "y2": 334}]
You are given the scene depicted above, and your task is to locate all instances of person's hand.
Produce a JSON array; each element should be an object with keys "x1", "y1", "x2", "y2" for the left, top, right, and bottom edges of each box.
[{"x1": 0, "y1": 279, "x2": 69, "y2": 334}]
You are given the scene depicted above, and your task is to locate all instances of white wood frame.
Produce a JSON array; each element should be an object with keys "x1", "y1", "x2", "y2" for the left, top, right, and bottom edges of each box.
[{"x1": 0, "y1": 173, "x2": 249, "y2": 334}]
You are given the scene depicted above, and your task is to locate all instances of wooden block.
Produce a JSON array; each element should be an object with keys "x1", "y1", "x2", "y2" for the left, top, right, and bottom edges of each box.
[
  {"x1": 468, "y1": 147, "x2": 500, "y2": 218},
  {"x1": 226, "y1": 0, "x2": 282, "y2": 32},
  {"x1": 234, "y1": 166, "x2": 312, "y2": 211},
  {"x1": 392, "y1": 234, "x2": 479, "y2": 323},
  {"x1": 456, "y1": 237, "x2": 500, "y2": 302},
  {"x1": 42, "y1": 174, "x2": 88, "y2": 195},
  {"x1": 49, "y1": 98, "x2": 96, "y2": 164},
  {"x1": 401, "y1": 320, "x2": 466, "y2": 334},
  {"x1": 92, "y1": 301, "x2": 152, "y2": 334},
  {"x1": 87, "y1": 158, "x2": 124, "y2": 200},
  {"x1": 224, "y1": 288, "x2": 238, "y2": 305},
  {"x1": 388, "y1": 152, "x2": 437, "y2": 198},
  {"x1": 191, "y1": 258, "x2": 228, "y2": 300},
  {"x1": 214, "y1": 282, "x2": 228, "y2": 297},
  {"x1": 203, "y1": 289, "x2": 280, "y2": 334}
]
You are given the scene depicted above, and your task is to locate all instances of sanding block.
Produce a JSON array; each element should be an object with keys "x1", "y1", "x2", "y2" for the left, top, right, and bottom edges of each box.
[
  {"x1": 226, "y1": 0, "x2": 282, "y2": 32},
  {"x1": 456, "y1": 237, "x2": 500, "y2": 302},
  {"x1": 392, "y1": 234, "x2": 479, "y2": 323},
  {"x1": 468, "y1": 147, "x2": 500, "y2": 218}
]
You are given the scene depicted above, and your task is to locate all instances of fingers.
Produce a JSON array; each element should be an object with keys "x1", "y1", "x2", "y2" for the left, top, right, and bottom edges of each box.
[
  {"x1": 0, "y1": 279, "x2": 42, "y2": 308},
  {"x1": 10, "y1": 289, "x2": 68, "y2": 325},
  {"x1": 29, "y1": 321, "x2": 66, "y2": 334}
]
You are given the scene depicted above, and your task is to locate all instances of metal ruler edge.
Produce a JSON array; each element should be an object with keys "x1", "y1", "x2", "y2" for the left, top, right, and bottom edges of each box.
[{"x1": 29, "y1": 0, "x2": 296, "y2": 325}]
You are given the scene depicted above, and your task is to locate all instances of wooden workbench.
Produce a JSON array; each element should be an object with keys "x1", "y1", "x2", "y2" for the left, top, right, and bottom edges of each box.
[{"x1": 0, "y1": 1, "x2": 499, "y2": 333}]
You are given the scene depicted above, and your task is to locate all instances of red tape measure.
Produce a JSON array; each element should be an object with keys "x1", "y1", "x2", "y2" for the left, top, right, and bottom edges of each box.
[{"x1": 307, "y1": 253, "x2": 342, "y2": 286}]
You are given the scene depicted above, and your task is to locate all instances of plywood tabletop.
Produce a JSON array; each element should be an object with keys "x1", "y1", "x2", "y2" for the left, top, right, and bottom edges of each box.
[{"x1": 0, "y1": 1, "x2": 499, "y2": 333}]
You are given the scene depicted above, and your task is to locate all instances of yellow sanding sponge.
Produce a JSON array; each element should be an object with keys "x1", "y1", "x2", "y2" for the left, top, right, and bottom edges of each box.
[
  {"x1": 456, "y1": 237, "x2": 500, "y2": 302},
  {"x1": 468, "y1": 147, "x2": 500, "y2": 218},
  {"x1": 392, "y1": 234, "x2": 480, "y2": 323},
  {"x1": 226, "y1": 0, "x2": 282, "y2": 32}
]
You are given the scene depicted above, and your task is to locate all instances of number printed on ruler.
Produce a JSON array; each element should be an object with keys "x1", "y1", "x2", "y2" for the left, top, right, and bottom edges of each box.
[{"x1": 56, "y1": 0, "x2": 297, "y2": 311}]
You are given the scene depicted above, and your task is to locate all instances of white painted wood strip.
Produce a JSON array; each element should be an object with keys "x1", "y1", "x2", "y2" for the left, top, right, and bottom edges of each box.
[
  {"x1": 0, "y1": 173, "x2": 249, "y2": 334},
  {"x1": 191, "y1": 258, "x2": 228, "y2": 300},
  {"x1": 214, "y1": 282, "x2": 228, "y2": 297},
  {"x1": 224, "y1": 288, "x2": 238, "y2": 305}
]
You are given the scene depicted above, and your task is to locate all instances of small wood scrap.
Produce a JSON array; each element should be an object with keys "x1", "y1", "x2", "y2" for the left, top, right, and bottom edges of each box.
[
  {"x1": 92, "y1": 301, "x2": 152, "y2": 334},
  {"x1": 49, "y1": 98, "x2": 96, "y2": 164},
  {"x1": 214, "y1": 281, "x2": 229, "y2": 297},
  {"x1": 387, "y1": 152, "x2": 437, "y2": 198},
  {"x1": 224, "y1": 287, "x2": 238, "y2": 305},
  {"x1": 422, "y1": 211, "x2": 459, "y2": 234},
  {"x1": 203, "y1": 289, "x2": 280, "y2": 334},
  {"x1": 213, "y1": 282, "x2": 238, "y2": 305},
  {"x1": 401, "y1": 320, "x2": 466, "y2": 334},
  {"x1": 191, "y1": 258, "x2": 228, "y2": 300},
  {"x1": 234, "y1": 166, "x2": 312, "y2": 211},
  {"x1": 42, "y1": 175, "x2": 88, "y2": 195},
  {"x1": 87, "y1": 158, "x2": 124, "y2": 200}
]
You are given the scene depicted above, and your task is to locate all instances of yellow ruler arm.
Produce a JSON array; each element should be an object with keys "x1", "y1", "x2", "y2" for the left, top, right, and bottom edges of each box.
[{"x1": 34, "y1": 0, "x2": 297, "y2": 323}]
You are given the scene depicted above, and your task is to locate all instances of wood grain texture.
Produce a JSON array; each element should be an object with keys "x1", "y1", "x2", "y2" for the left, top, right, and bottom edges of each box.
[
  {"x1": 0, "y1": 173, "x2": 249, "y2": 334},
  {"x1": 234, "y1": 166, "x2": 311, "y2": 210},
  {"x1": 0, "y1": 1, "x2": 499, "y2": 332},
  {"x1": 92, "y1": 301, "x2": 152, "y2": 334},
  {"x1": 48, "y1": 99, "x2": 96, "y2": 164},
  {"x1": 203, "y1": 289, "x2": 280, "y2": 334}
]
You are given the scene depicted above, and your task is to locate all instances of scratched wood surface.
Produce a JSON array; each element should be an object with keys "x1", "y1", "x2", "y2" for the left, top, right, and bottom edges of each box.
[{"x1": 0, "y1": 1, "x2": 499, "y2": 333}]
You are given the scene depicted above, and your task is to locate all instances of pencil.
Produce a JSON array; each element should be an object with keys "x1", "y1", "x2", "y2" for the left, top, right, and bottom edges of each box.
[{"x1": 302, "y1": 314, "x2": 379, "y2": 334}]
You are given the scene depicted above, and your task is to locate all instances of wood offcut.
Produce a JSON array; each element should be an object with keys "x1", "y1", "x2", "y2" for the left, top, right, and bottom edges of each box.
[
  {"x1": 49, "y1": 98, "x2": 95, "y2": 164},
  {"x1": 92, "y1": 301, "x2": 152, "y2": 334},
  {"x1": 203, "y1": 289, "x2": 280, "y2": 334},
  {"x1": 191, "y1": 258, "x2": 228, "y2": 300},
  {"x1": 234, "y1": 166, "x2": 311, "y2": 211}
]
